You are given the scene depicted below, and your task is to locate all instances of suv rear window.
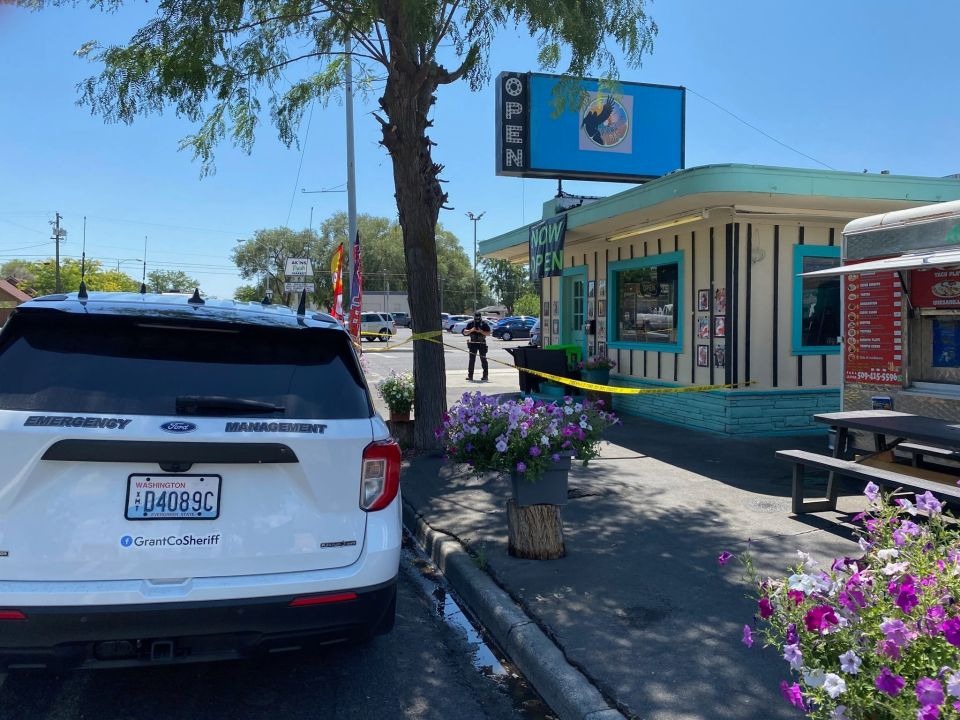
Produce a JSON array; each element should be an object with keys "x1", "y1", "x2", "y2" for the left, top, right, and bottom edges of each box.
[{"x1": 0, "y1": 312, "x2": 371, "y2": 419}]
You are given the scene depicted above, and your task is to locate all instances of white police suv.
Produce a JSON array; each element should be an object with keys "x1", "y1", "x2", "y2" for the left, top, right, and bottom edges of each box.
[{"x1": 0, "y1": 290, "x2": 401, "y2": 669}]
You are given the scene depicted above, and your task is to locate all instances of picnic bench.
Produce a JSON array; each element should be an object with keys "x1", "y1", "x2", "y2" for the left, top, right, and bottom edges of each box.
[
  {"x1": 776, "y1": 449, "x2": 960, "y2": 514},
  {"x1": 778, "y1": 410, "x2": 960, "y2": 514}
]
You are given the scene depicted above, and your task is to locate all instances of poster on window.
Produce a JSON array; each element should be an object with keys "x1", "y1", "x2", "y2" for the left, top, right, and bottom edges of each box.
[
  {"x1": 713, "y1": 344, "x2": 725, "y2": 368},
  {"x1": 598, "y1": 280, "x2": 606, "y2": 300},
  {"x1": 697, "y1": 316, "x2": 710, "y2": 339},
  {"x1": 697, "y1": 344, "x2": 709, "y2": 367},
  {"x1": 713, "y1": 315, "x2": 726, "y2": 338},
  {"x1": 714, "y1": 288, "x2": 726, "y2": 315},
  {"x1": 697, "y1": 289, "x2": 710, "y2": 312}
]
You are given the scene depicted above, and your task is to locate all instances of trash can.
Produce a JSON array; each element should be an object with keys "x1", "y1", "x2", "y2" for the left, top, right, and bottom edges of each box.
[
  {"x1": 507, "y1": 347, "x2": 571, "y2": 393},
  {"x1": 505, "y1": 346, "x2": 535, "y2": 393}
]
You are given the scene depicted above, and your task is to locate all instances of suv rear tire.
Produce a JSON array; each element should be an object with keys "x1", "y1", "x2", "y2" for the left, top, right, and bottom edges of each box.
[{"x1": 379, "y1": 328, "x2": 390, "y2": 342}]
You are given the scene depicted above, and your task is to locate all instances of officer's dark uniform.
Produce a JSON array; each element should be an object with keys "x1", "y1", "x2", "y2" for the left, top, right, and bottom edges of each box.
[{"x1": 462, "y1": 313, "x2": 491, "y2": 382}]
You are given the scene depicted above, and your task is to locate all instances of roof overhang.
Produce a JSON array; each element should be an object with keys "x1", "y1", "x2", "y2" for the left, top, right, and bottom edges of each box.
[{"x1": 802, "y1": 249, "x2": 960, "y2": 278}]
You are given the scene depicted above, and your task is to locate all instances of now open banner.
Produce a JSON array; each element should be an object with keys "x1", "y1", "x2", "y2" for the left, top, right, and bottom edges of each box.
[{"x1": 529, "y1": 215, "x2": 568, "y2": 281}]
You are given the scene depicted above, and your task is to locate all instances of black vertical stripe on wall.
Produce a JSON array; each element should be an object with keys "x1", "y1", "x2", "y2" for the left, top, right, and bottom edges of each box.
[
  {"x1": 657, "y1": 237, "x2": 662, "y2": 255},
  {"x1": 630, "y1": 244, "x2": 635, "y2": 259},
  {"x1": 690, "y1": 232, "x2": 697, "y2": 383},
  {"x1": 797, "y1": 226, "x2": 805, "y2": 386},
  {"x1": 733, "y1": 223, "x2": 740, "y2": 388},
  {"x1": 593, "y1": 250, "x2": 598, "y2": 354},
  {"x1": 822, "y1": 227, "x2": 835, "y2": 384},
  {"x1": 724, "y1": 224, "x2": 734, "y2": 388},
  {"x1": 617, "y1": 247, "x2": 622, "y2": 261},
  {"x1": 644, "y1": 241, "x2": 648, "y2": 257},
  {"x1": 745, "y1": 224, "x2": 752, "y2": 386},
  {"x1": 828, "y1": 227, "x2": 835, "y2": 247},
  {"x1": 773, "y1": 226, "x2": 780, "y2": 387},
  {"x1": 709, "y1": 226, "x2": 715, "y2": 387}
]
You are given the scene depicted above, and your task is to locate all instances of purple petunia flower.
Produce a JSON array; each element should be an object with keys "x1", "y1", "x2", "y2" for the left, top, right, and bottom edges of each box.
[
  {"x1": 881, "y1": 618, "x2": 910, "y2": 648},
  {"x1": 916, "y1": 677, "x2": 945, "y2": 708},
  {"x1": 529, "y1": 445, "x2": 541, "y2": 457},
  {"x1": 515, "y1": 462, "x2": 526, "y2": 473},
  {"x1": 804, "y1": 605, "x2": 839, "y2": 634},
  {"x1": 742, "y1": 625, "x2": 753, "y2": 648},
  {"x1": 917, "y1": 491, "x2": 943, "y2": 514},
  {"x1": 890, "y1": 575, "x2": 920, "y2": 614},
  {"x1": 779, "y1": 681, "x2": 806, "y2": 710},
  {"x1": 864, "y1": 481, "x2": 880, "y2": 502},
  {"x1": 758, "y1": 597, "x2": 773, "y2": 619},
  {"x1": 918, "y1": 705, "x2": 941, "y2": 720},
  {"x1": 717, "y1": 551, "x2": 733, "y2": 566},
  {"x1": 875, "y1": 667, "x2": 906, "y2": 696},
  {"x1": 942, "y1": 617, "x2": 960, "y2": 647},
  {"x1": 786, "y1": 623, "x2": 799, "y2": 645}
]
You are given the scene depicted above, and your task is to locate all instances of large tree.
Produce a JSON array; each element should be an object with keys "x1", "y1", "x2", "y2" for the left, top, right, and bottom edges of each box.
[
  {"x1": 231, "y1": 227, "x2": 332, "y2": 308},
  {"x1": 16, "y1": 258, "x2": 140, "y2": 296},
  {"x1": 482, "y1": 258, "x2": 534, "y2": 314},
  {"x1": 31, "y1": 0, "x2": 657, "y2": 446},
  {"x1": 147, "y1": 270, "x2": 202, "y2": 294}
]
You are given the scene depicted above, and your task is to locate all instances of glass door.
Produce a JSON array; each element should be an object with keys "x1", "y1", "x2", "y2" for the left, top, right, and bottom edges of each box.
[{"x1": 562, "y1": 271, "x2": 587, "y2": 358}]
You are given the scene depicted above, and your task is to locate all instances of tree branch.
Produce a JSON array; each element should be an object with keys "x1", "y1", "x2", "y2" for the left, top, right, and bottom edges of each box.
[{"x1": 425, "y1": 0, "x2": 460, "y2": 64}]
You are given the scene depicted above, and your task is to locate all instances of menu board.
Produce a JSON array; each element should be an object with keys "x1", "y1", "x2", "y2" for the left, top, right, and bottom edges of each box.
[
  {"x1": 911, "y1": 268, "x2": 960, "y2": 309},
  {"x1": 844, "y1": 271, "x2": 903, "y2": 385}
]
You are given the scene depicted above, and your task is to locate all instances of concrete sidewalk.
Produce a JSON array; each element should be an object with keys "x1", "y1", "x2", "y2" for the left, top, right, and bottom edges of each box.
[{"x1": 400, "y1": 412, "x2": 869, "y2": 720}]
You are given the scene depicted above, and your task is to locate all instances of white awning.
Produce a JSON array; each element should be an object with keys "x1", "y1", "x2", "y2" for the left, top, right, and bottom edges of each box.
[{"x1": 802, "y1": 249, "x2": 960, "y2": 277}]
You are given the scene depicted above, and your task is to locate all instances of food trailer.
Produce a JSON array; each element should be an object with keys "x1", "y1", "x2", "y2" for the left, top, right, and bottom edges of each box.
[{"x1": 805, "y1": 198, "x2": 960, "y2": 433}]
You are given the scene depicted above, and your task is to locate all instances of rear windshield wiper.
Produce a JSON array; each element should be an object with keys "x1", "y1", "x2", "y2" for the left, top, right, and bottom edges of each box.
[{"x1": 176, "y1": 396, "x2": 286, "y2": 417}]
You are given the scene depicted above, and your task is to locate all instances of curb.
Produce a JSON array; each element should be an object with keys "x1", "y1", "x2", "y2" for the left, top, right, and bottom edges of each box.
[{"x1": 402, "y1": 499, "x2": 625, "y2": 720}]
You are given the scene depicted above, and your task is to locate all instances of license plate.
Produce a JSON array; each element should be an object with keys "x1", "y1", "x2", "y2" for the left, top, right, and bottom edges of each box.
[{"x1": 125, "y1": 474, "x2": 222, "y2": 520}]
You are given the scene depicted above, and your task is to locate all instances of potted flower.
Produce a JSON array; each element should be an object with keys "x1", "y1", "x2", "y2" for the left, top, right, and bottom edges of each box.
[
  {"x1": 437, "y1": 392, "x2": 618, "y2": 505},
  {"x1": 578, "y1": 353, "x2": 616, "y2": 385},
  {"x1": 722, "y1": 484, "x2": 960, "y2": 719},
  {"x1": 376, "y1": 371, "x2": 414, "y2": 422}
]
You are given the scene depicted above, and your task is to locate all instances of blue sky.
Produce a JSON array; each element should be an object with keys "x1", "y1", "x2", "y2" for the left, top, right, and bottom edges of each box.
[{"x1": 2, "y1": 1, "x2": 958, "y2": 298}]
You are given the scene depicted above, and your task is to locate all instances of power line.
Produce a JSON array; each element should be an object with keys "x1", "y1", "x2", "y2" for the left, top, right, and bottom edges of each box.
[
  {"x1": 687, "y1": 87, "x2": 835, "y2": 171},
  {"x1": 286, "y1": 101, "x2": 315, "y2": 227}
]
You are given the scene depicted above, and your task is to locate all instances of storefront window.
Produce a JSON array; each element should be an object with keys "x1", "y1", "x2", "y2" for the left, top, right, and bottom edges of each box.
[
  {"x1": 608, "y1": 252, "x2": 682, "y2": 351},
  {"x1": 792, "y1": 246, "x2": 841, "y2": 354}
]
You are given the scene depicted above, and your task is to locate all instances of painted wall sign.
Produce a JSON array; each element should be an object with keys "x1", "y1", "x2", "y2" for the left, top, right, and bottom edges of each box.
[
  {"x1": 843, "y1": 271, "x2": 904, "y2": 385},
  {"x1": 910, "y1": 268, "x2": 960, "y2": 309},
  {"x1": 529, "y1": 215, "x2": 568, "y2": 281},
  {"x1": 495, "y1": 72, "x2": 685, "y2": 183}
]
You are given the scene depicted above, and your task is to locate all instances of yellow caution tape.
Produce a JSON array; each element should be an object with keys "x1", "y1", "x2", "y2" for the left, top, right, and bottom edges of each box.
[{"x1": 360, "y1": 329, "x2": 752, "y2": 395}]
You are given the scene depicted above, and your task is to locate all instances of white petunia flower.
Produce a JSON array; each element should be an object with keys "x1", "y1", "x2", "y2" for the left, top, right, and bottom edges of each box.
[
  {"x1": 823, "y1": 673, "x2": 846, "y2": 699},
  {"x1": 803, "y1": 668, "x2": 826, "y2": 688}
]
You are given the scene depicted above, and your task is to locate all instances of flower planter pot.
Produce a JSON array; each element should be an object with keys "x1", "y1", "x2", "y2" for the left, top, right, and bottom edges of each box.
[
  {"x1": 581, "y1": 368, "x2": 611, "y2": 385},
  {"x1": 389, "y1": 409, "x2": 411, "y2": 422},
  {"x1": 509, "y1": 454, "x2": 572, "y2": 507}
]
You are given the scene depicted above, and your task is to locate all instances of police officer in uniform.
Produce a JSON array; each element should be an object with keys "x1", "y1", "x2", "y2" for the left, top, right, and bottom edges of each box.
[{"x1": 462, "y1": 312, "x2": 491, "y2": 382}]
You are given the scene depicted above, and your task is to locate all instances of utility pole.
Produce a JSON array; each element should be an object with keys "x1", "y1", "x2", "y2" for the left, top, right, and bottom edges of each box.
[
  {"x1": 51, "y1": 212, "x2": 63, "y2": 293},
  {"x1": 466, "y1": 211, "x2": 485, "y2": 312},
  {"x1": 382, "y1": 269, "x2": 388, "y2": 311}
]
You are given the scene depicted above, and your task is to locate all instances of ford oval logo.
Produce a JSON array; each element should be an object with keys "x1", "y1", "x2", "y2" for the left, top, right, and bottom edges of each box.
[{"x1": 161, "y1": 421, "x2": 197, "y2": 434}]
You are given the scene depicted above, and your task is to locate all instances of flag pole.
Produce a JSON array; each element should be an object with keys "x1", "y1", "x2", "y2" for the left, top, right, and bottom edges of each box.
[{"x1": 344, "y1": 32, "x2": 358, "y2": 307}]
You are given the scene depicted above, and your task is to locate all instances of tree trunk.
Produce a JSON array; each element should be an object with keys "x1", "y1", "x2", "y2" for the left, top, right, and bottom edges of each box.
[
  {"x1": 377, "y1": 12, "x2": 448, "y2": 449},
  {"x1": 506, "y1": 500, "x2": 566, "y2": 560}
]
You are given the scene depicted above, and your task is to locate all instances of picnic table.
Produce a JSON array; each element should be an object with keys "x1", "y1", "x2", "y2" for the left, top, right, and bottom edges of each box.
[{"x1": 776, "y1": 410, "x2": 960, "y2": 514}]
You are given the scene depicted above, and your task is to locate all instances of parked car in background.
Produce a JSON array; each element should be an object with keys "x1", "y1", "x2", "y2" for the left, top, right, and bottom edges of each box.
[
  {"x1": 361, "y1": 312, "x2": 395, "y2": 341},
  {"x1": 451, "y1": 318, "x2": 471, "y2": 335},
  {"x1": 445, "y1": 314, "x2": 471, "y2": 332},
  {"x1": 492, "y1": 316, "x2": 538, "y2": 341},
  {"x1": 392, "y1": 311, "x2": 411, "y2": 328},
  {"x1": 529, "y1": 319, "x2": 541, "y2": 347},
  {"x1": 0, "y1": 292, "x2": 400, "y2": 669}
]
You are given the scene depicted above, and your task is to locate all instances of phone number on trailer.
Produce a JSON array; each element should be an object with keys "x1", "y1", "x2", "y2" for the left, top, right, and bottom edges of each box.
[{"x1": 850, "y1": 371, "x2": 901, "y2": 383}]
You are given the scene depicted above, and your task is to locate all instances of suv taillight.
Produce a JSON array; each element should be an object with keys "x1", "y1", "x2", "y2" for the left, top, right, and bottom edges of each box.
[{"x1": 360, "y1": 439, "x2": 401, "y2": 511}]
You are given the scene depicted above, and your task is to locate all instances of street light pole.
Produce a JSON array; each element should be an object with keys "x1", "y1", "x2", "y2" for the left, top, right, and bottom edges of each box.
[
  {"x1": 382, "y1": 269, "x2": 388, "y2": 312},
  {"x1": 466, "y1": 211, "x2": 485, "y2": 312}
]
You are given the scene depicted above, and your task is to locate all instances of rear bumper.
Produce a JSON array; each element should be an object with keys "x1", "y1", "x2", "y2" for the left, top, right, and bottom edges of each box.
[{"x1": 0, "y1": 578, "x2": 396, "y2": 671}]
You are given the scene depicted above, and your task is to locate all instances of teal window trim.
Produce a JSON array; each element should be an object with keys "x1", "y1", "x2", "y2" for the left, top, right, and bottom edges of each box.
[
  {"x1": 792, "y1": 244, "x2": 841, "y2": 355},
  {"x1": 607, "y1": 251, "x2": 684, "y2": 353},
  {"x1": 560, "y1": 266, "x2": 588, "y2": 359}
]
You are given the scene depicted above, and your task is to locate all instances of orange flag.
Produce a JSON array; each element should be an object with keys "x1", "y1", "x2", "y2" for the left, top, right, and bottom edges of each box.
[{"x1": 330, "y1": 243, "x2": 344, "y2": 321}]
